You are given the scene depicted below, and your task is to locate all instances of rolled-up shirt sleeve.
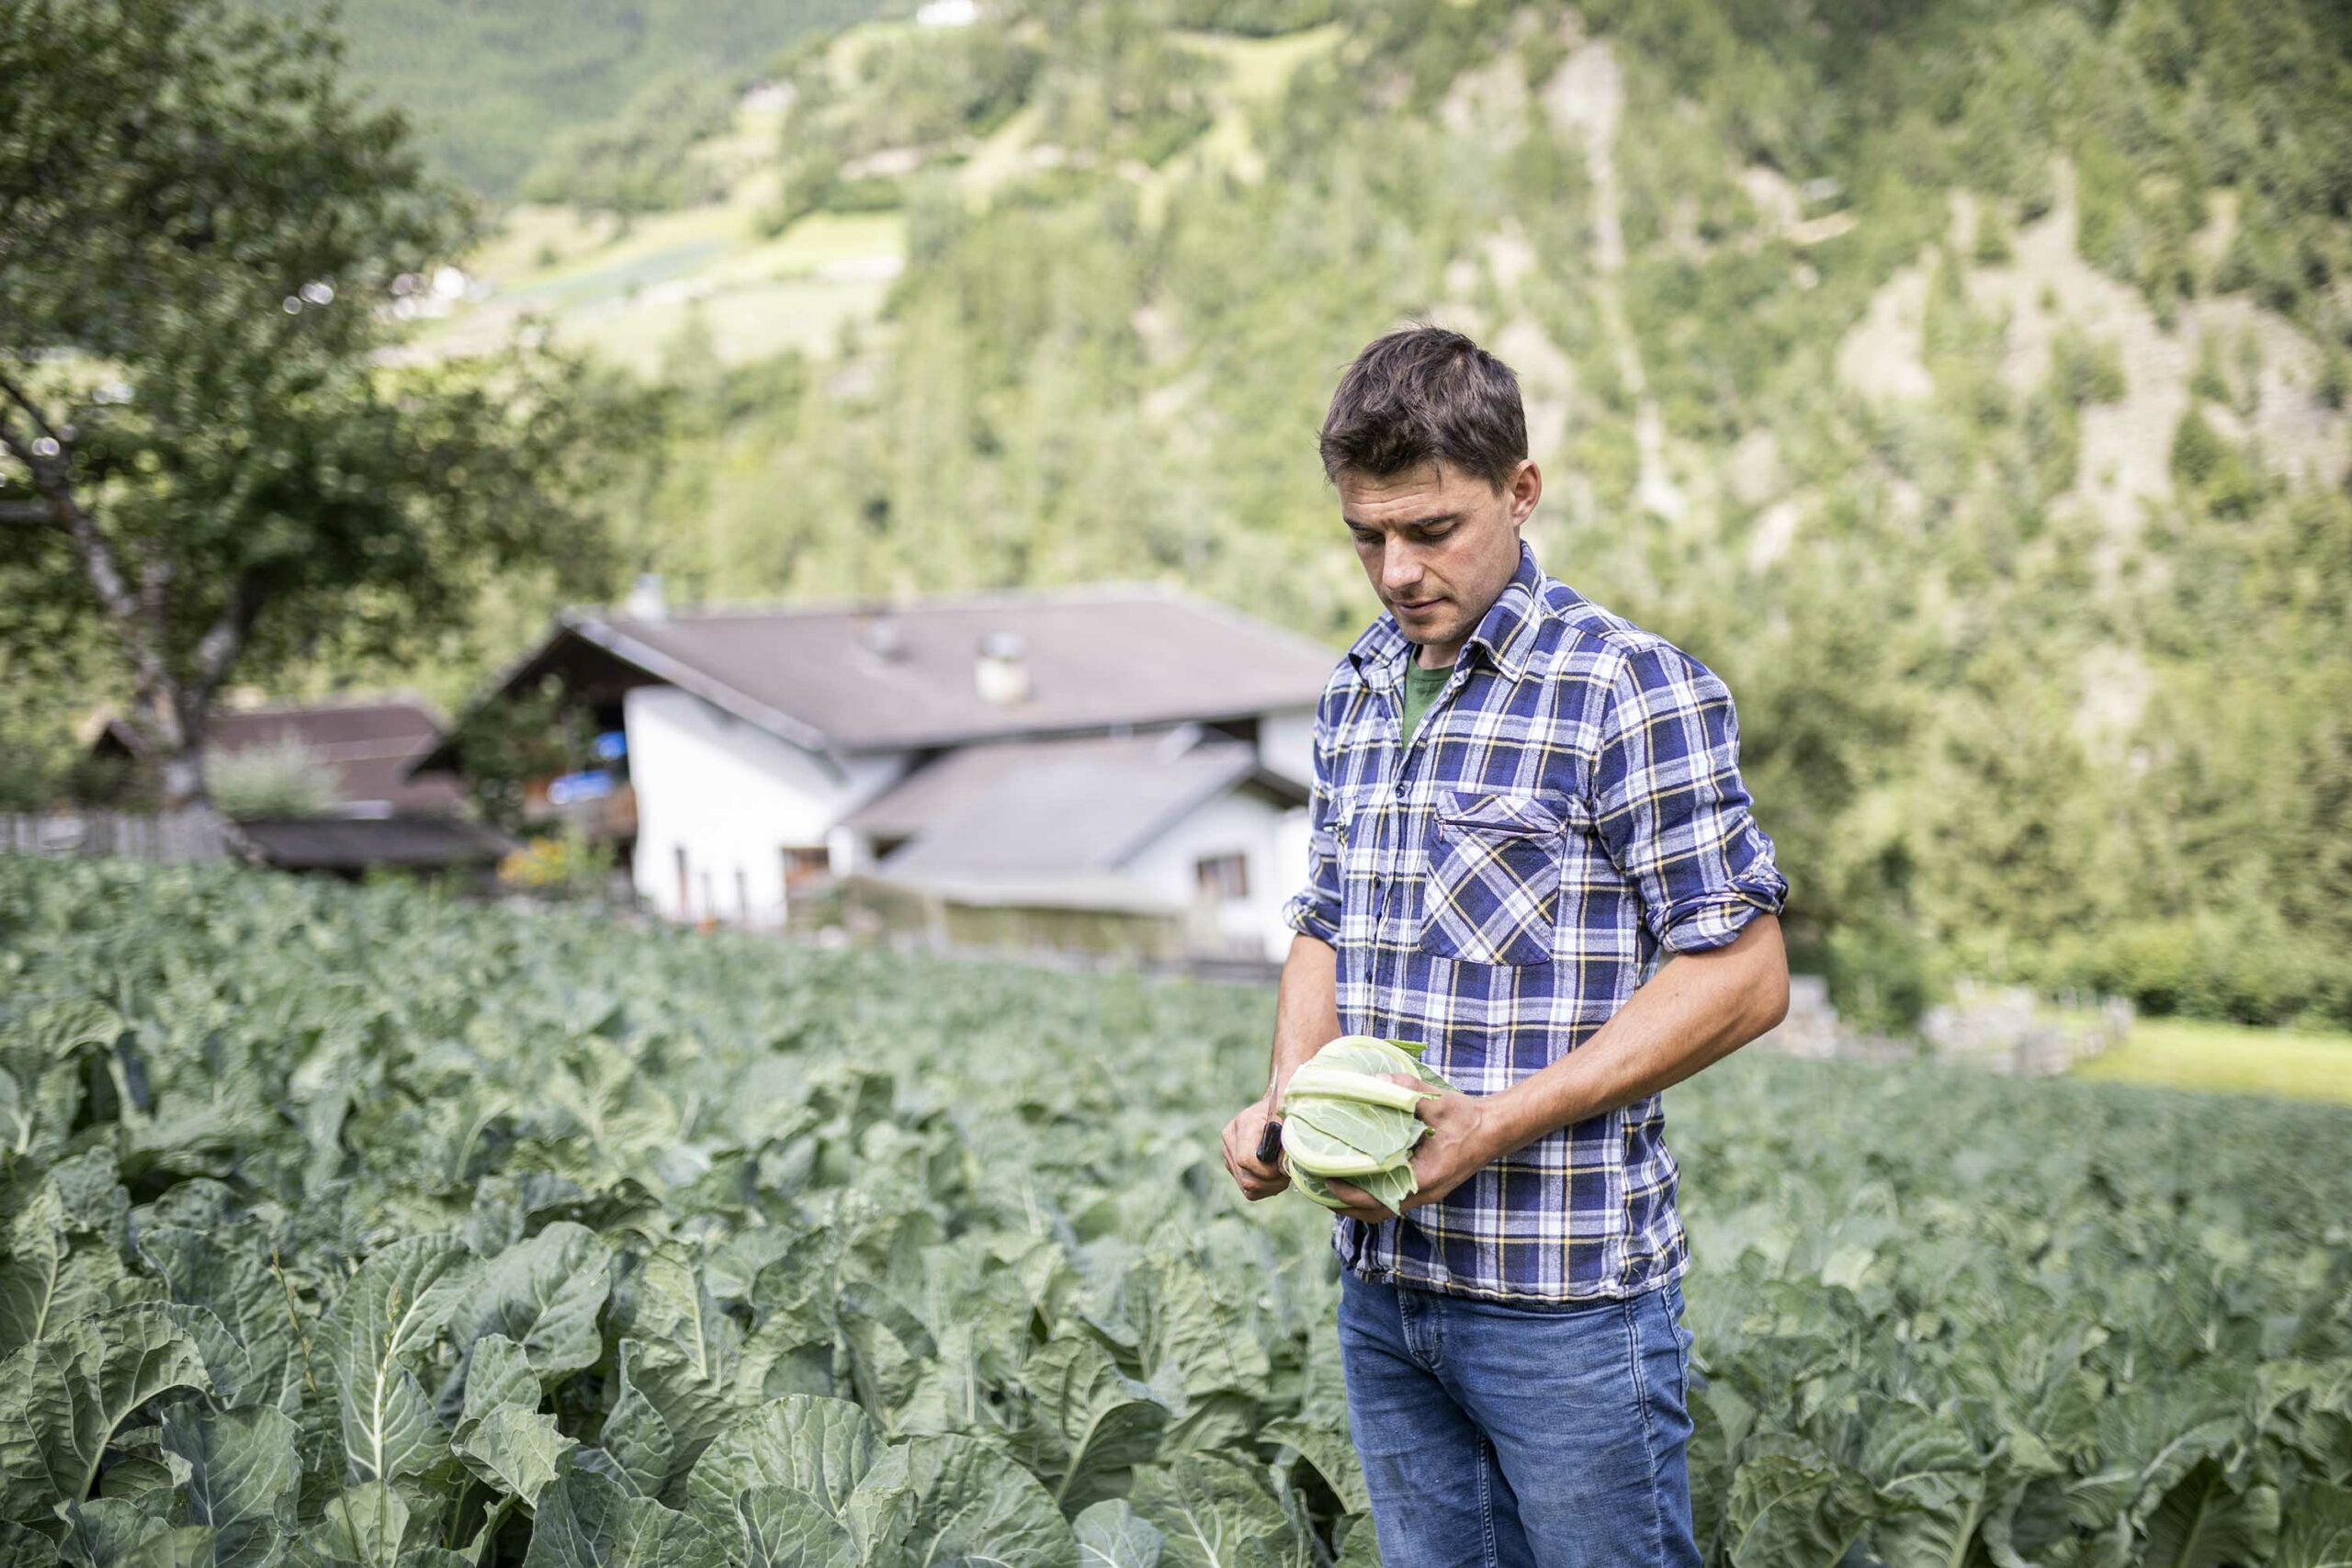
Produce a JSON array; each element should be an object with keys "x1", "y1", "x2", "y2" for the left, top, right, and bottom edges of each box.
[
  {"x1": 1280, "y1": 703, "x2": 1343, "y2": 947},
  {"x1": 1591, "y1": 643, "x2": 1788, "y2": 954}
]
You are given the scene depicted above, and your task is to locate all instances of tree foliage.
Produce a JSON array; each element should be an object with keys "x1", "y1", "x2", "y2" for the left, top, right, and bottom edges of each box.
[
  {"x1": 0, "y1": 0, "x2": 650, "y2": 806},
  {"x1": 520, "y1": 70, "x2": 742, "y2": 215}
]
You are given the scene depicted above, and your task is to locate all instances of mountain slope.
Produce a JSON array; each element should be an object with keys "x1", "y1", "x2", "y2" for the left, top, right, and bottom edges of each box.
[
  {"x1": 384, "y1": 0, "x2": 2352, "y2": 1026},
  {"x1": 274, "y1": 0, "x2": 888, "y2": 197}
]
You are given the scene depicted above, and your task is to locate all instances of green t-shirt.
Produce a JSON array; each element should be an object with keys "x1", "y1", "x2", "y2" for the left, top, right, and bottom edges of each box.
[{"x1": 1400, "y1": 655, "x2": 1453, "y2": 747}]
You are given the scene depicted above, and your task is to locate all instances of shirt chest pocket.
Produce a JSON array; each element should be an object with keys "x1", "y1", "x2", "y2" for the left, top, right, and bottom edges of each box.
[{"x1": 1419, "y1": 788, "x2": 1583, "y2": 966}]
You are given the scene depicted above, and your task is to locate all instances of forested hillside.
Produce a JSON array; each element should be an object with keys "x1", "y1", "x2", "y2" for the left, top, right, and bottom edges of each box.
[
  {"x1": 264, "y1": 0, "x2": 886, "y2": 197},
  {"x1": 421, "y1": 0, "x2": 2347, "y2": 1029}
]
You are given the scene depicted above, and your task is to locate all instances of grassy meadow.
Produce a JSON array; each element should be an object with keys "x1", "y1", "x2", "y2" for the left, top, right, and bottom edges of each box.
[{"x1": 2075, "y1": 1015, "x2": 2352, "y2": 1105}]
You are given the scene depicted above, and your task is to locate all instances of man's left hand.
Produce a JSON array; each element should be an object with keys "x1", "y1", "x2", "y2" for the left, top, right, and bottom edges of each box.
[{"x1": 1319, "y1": 1075, "x2": 1499, "y2": 1224}]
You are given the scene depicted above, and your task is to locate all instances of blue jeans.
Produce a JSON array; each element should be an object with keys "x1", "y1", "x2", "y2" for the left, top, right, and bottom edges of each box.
[{"x1": 1336, "y1": 1271, "x2": 1701, "y2": 1568}]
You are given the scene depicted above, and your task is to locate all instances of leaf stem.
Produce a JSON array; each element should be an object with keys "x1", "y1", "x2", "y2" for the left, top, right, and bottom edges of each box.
[{"x1": 272, "y1": 1244, "x2": 321, "y2": 1395}]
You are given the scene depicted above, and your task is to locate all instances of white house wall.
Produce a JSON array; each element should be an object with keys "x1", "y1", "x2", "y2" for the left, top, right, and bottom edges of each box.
[
  {"x1": 1116, "y1": 787, "x2": 1298, "y2": 961},
  {"x1": 624, "y1": 685, "x2": 905, "y2": 925},
  {"x1": 1258, "y1": 708, "x2": 1317, "y2": 790},
  {"x1": 1272, "y1": 805, "x2": 1312, "y2": 950}
]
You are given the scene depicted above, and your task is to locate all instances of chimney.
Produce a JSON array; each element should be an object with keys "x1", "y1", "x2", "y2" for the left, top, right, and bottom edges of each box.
[
  {"x1": 974, "y1": 630, "x2": 1031, "y2": 705},
  {"x1": 626, "y1": 572, "x2": 667, "y2": 621}
]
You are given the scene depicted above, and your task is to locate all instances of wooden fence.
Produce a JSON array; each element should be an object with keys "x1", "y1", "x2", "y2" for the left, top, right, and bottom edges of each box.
[{"x1": 0, "y1": 809, "x2": 241, "y2": 863}]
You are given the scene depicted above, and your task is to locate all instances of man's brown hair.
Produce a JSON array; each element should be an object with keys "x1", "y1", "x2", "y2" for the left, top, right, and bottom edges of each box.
[{"x1": 1317, "y1": 323, "x2": 1528, "y2": 493}]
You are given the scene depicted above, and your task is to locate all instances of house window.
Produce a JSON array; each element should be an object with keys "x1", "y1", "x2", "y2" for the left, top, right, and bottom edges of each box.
[
  {"x1": 1195, "y1": 852, "x2": 1249, "y2": 901},
  {"x1": 673, "y1": 846, "x2": 690, "y2": 915},
  {"x1": 780, "y1": 844, "x2": 830, "y2": 888}
]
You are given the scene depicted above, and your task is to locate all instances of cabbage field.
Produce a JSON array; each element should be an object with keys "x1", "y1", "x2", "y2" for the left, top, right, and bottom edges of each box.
[{"x1": 3, "y1": 858, "x2": 2349, "y2": 1568}]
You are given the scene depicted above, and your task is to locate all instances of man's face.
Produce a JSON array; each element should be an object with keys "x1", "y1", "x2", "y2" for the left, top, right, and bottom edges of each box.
[{"x1": 1338, "y1": 457, "x2": 1541, "y2": 660}]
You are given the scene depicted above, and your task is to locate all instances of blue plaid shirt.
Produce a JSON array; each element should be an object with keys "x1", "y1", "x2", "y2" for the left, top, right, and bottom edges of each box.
[{"x1": 1281, "y1": 539, "x2": 1788, "y2": 1303}]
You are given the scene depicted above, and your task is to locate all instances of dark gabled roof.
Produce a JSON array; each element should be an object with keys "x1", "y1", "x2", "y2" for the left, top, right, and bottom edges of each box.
[
  {"x1": 414, "y1": 581, "x2": 1340, "y2": 772},
  {"x1": 842, "y1": 726, "x2": 1307, "y2": 880},
  {"x1": 96, "y1": 698, "x2": 466, "y2": 815},
  {"x1": 235, "y1": 815, "x2": 514, "y2": 871}
]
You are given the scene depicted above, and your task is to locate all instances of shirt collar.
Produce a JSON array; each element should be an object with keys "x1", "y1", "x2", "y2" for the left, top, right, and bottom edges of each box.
[{"x1": 1347, "y1": 538, "x2": 1546, "y2": 690}]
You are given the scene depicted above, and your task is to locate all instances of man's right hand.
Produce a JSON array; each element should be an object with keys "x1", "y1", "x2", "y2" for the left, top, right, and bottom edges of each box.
[{"x1": 1220, "y1": 1095, "x2": 1289, "y2": 1201}]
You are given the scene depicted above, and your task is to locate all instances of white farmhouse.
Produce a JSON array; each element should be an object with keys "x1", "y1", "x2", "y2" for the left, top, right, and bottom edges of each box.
[{"x1": 418, "y1": 578, "x2": 1335, "y2": 961}]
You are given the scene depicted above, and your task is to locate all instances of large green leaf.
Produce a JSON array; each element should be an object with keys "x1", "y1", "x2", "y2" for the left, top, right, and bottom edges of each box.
[
  {"x1": 56, "y1": 1500, "x2": 209, "y2": 1568},
  {"x1": 447, "y1": 1321, "x2": 572, "y2": 1505},
  {"x1": 1110, "y1": 1263, "x2": 1270, "y2": 1411},
  {"x1": 1074, "y1": 1501, "x2": 1163, "y2": 1568},
  {"x1": 158, "y1": 1306, "x2": 253, "y2": 1415},
  {"x1": 520, "y1": 1468, "x2": 729, "y2": 1568},
  {"x1": 2138, "y1": 1460, "x2": 2278, "y2": 1568},
  {"x1": 1254, "y1": 1420, "x2": 1369, "y2": 1518},
  {"x1": 621, "y1": 1340, "x2": 739, "y2": 1480},
  {"x1": 2276, "y1": 1482, "x2": 2352, "y2": 1568},
  {"x1": 135, "y1": 1225, "x2": 302, "y2": 1413},
  {"x1": 317, "y1": 1237, "x2": 471, "y2": 1486},
  {"x1": 453, "y1": 1407, "x2": 574, "y2": 1507},
  {"x1": 1981, "y1": 1473, "x2": 2073, "y2": 1568},
  {"x1": 0, "y1": 1059, "x2": 82, "y2": 1168},
  {"x1": 684, "y1": 1396, "x2": 880, "y2": 1537},
  {"x1": 2271, "y1": 1364, "x2": 2352, "y2": 1481},
  {"x1": 160, "y1": 1404, "x2": 299, "y2": 1568},
  {"x1": 1857, "y1": 1397, "x2": 1992, "y2": 1568},
  {"x1": 835, "y1": 1288, "x2": 933, "y2": 1428},
  {"x1": 46, "y1": 1149, "x2": 130, "y2": 1243},
  {"x1": 730, "y1": 1318, "x2": 834, "y2": 1410},
  {"x1": 0, "y1": 1524, "x2": 63, "y2": 1568},
  {"x1": 858, "y1": 1435, "x2": 1078, "y2": 1568},
  {"x1": 458, "y1": 1336, "x2": 539, "y2": 1426},
  {"x1": 446, "y1": 1224, "x2": 611, "y2": 1377},
  {"x1": 0, "y1": 1184, "x2": 128, "y2": 1357},
  {"x1": 1132, "y1": 1456, "x2": 1286, "y2": 1568},
  {"x1": 1722, "y1": 1437, "x2": 1879, "y2": 1568},
  {"x1": 1020, "y1": 1337, "x2": 1170, "y2": 1514},
  {"x1": 0, "y1": 1304, "x2": 214, "y2": 1525},
  {"x1": 312, "y1": 1485, "x2": 410, "y2": 1568},
  {"x1": 622, "y1": 1247, "x2": 737, "y2": 1388},
  {"x1": 2080, "y1": 1389, "x2": 2239, "y2": 1535},
  {"x1": 600, "y1": 1345, "x2": 678, "y2": 1501},
  {"x1": 731, "y1": 1489, "x2": 855, "y2": 1568}
]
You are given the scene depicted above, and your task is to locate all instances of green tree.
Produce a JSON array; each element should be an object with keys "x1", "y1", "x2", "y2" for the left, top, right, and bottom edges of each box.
[
  {"x1": 450, "y1": 675, "x2": 603, "y2": 835},
  {"x1": 0, "y1": 0, "x2": 648, "y2": 808},
  {"x1": 520, "y1": 68, "x2": 741, "y2": 214}
]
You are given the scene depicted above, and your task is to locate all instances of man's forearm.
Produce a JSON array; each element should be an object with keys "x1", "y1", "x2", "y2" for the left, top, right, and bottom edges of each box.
[
  {"x1": 1265, "y1": 931, "x2": 1340, "y2": 1100},
  {"x1": 1476, "y1": 914, "x2": 1788, "y2": 1159}
]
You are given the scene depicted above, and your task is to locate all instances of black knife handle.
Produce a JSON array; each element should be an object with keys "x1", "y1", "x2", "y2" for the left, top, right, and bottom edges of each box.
[{"x1": 1253, "y1": 1120, "x2": 1283, "y2": 1165}]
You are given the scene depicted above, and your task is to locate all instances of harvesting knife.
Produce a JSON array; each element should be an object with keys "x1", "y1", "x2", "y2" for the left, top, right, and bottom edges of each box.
[{"x1": 1254, "y1": 1119, "x2": 1283, "y2": 1165}]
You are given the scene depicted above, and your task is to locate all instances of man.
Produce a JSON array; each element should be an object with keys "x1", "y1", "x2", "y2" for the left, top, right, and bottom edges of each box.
[{"x1": 1219, "y1": 325, "x2": 1791, "y2": 1568}]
